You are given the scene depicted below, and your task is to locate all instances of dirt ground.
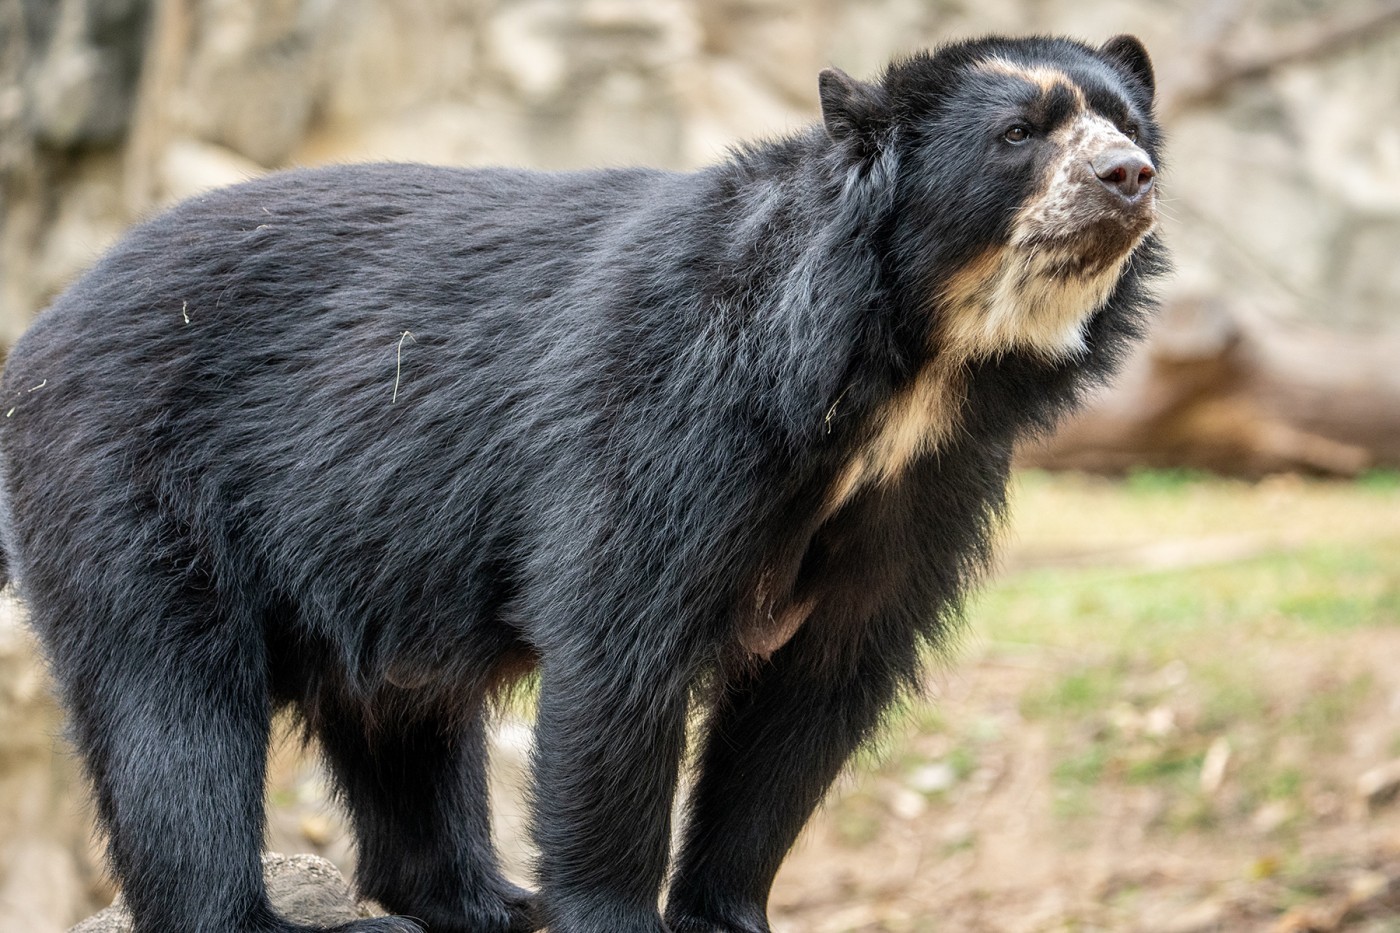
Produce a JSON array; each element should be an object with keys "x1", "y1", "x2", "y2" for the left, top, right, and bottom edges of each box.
[
  {"x1": 255, "y1": 471, "x2": 1400, "y2": 932},
  {"x1": 769, "y1": 630, "x2": 1400, "y2": 933}
]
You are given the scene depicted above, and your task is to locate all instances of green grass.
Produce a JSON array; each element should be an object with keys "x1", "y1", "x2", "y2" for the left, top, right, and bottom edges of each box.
[
  {"x1": 1284, "y1": 671, "x2": 1374, "y2": 743},
  {"x1": 1196, "y1": 673, "x2": 1271, "y2": 732},
  {"x1": 1020, "y1": 666, "x2": 1125, "y2": 719},
  {"x1": 1053, "y1": 743, "x2": 1110, "y2": 787},
  {"x1": 1358, "y1": 468, "x2": 1400, "y2": 491},
  {"x1": 972, "y1": 540, "x2": 1400, "y2": 654},
  {"x1": 1122, "y1": 466, "x2": 1217, "y2": 493}
]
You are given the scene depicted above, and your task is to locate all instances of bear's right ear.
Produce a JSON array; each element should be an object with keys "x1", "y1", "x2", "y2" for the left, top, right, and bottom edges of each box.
[{"x1": 819, "y1": 67, "x2": 890, "y2": 158}]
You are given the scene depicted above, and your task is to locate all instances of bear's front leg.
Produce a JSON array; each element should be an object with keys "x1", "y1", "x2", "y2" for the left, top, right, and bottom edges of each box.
[
  {"x1": 528, "y1": 646, "x2": 694, "y2": 933},
  {"x1": 666, "y1": 611, "x2": 921, "y2": 933}
]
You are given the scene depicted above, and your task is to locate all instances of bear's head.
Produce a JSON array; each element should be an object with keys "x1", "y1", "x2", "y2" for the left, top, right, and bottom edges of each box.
[{"x1": 820, "y1": 35, "x2": 1162, "y2": 363}]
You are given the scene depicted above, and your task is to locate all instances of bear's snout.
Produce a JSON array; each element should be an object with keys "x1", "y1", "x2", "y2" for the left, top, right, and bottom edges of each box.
[{"x1": 1091, "y1": 147, "x2": 1156, "y2": 203}]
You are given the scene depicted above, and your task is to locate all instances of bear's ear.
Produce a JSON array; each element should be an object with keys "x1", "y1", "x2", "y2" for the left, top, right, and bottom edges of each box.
[
  {"x1": 1099, "y1": 35, "x2": 1155, "y2": 101},
  {"x1": 819, "y1": 67, "x2": 890, "y2": 157}
]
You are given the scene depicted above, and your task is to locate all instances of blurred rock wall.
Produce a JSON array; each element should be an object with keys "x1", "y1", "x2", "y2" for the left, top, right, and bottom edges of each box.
[{"x1": 2, "y1": 0, "x2": 1399, "y2": 345}]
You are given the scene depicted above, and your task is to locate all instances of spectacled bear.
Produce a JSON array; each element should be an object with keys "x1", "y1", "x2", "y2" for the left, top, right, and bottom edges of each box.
[{"x1": 0, "y1": 34, "x2": 1165, "y2": 933}]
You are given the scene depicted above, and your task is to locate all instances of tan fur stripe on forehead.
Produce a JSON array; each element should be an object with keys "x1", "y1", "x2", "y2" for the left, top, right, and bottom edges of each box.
[{"x1": 976, "y1": 57, "x2": 1087, "y2": 108}]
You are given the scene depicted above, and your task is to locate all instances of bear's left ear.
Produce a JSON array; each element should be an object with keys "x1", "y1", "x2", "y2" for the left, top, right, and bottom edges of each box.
[
  {"x1": 819, "y1": 67, "x2": 891, "y2": 159},
  {"x1": 1099, "y1": 35, "x2": 1155, "y2": 102}
]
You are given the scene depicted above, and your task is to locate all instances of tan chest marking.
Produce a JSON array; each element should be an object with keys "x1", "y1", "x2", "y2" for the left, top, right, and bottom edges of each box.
[{"x1": 825, "y1": 357, "x2": 968, "y2": 515}]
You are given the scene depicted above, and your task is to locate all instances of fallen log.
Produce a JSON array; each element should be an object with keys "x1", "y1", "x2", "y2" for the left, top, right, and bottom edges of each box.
[{"x1": 1020, "y1": 295, "x2": 1400, "y2": 477}]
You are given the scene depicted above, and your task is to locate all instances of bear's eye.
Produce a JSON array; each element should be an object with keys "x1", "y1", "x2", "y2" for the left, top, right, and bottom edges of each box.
[
  {"x1": 1003, "y1": 124, "x2": 1032, "y2": 145},
  {"x1": 1124, "y1": 123, "x2": 1140, "y2": 143}
]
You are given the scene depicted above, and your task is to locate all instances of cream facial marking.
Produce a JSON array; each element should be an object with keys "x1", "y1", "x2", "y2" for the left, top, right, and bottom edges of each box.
[
  {"x1": 941, "y1": 111, "x2": 1157, "y2": 363},
  {"x1": 826, "y1": 100, "x2": 1158, "y2": 515}
]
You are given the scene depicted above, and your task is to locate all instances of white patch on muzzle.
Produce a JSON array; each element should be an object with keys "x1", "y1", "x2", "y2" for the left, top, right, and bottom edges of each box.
[{"x1": 945, "y1": 113, "x2": 1157, "y2": 361}]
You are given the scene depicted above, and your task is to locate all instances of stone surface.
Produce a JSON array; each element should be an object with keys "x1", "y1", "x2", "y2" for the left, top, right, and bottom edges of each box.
[
  {"x1": 22, "y1": 0, "x2": 151, "y2": 149},
  {"x1": 1358, "y1": 760, "x2": 1400, "y2": 812},
  {"x1": 67, "y1": 853, "x2": 377, "y2": 933}
]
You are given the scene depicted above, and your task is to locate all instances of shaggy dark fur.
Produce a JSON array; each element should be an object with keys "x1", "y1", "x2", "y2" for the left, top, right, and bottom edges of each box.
[{"x1": 0, "y1": 34, "x2": 1166, "y2": 933}]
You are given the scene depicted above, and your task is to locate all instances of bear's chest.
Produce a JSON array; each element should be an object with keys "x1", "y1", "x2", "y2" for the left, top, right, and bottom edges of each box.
[{"x1": 737, "y1": 372, "x2": 970, "y2": 659}]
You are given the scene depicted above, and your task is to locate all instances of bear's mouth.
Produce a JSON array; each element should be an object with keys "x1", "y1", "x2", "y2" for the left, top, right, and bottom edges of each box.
[
  {"x1": 934, "y1": 199, "x2": 1155, "y2": 364},
  {"x1": 1018, "y1": 208, "x2": 1157, "y2": 280}
]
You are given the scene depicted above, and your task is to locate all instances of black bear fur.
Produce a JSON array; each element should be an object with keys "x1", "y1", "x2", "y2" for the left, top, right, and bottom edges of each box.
[{"x1": 0, "y1": 34, "x2": 1166, "y2": 933}]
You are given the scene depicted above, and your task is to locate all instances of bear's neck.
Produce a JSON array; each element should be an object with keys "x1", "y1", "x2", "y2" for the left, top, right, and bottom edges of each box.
[{"x1": 697, "y1": 130, "x2": 923, "y2": 452}]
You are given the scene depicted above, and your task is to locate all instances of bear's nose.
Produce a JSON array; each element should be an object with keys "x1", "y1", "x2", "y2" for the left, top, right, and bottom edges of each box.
[{"x1": 1092, "y1": 149, "x2": 1155, "y2": 201}]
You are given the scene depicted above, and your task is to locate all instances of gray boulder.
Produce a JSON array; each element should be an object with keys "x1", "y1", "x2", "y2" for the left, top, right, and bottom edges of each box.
[{"x1": 69, "y1": 853, "x2": 380, "y2": 933}]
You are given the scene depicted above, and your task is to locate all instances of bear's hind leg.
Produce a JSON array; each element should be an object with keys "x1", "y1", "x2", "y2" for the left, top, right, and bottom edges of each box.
[
  {"x1": 33, "y1": 585, "x2": 399, "y2": 933},
  {"x1": 314, "y1": 696, "x2": 541, "y2": 933}
]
